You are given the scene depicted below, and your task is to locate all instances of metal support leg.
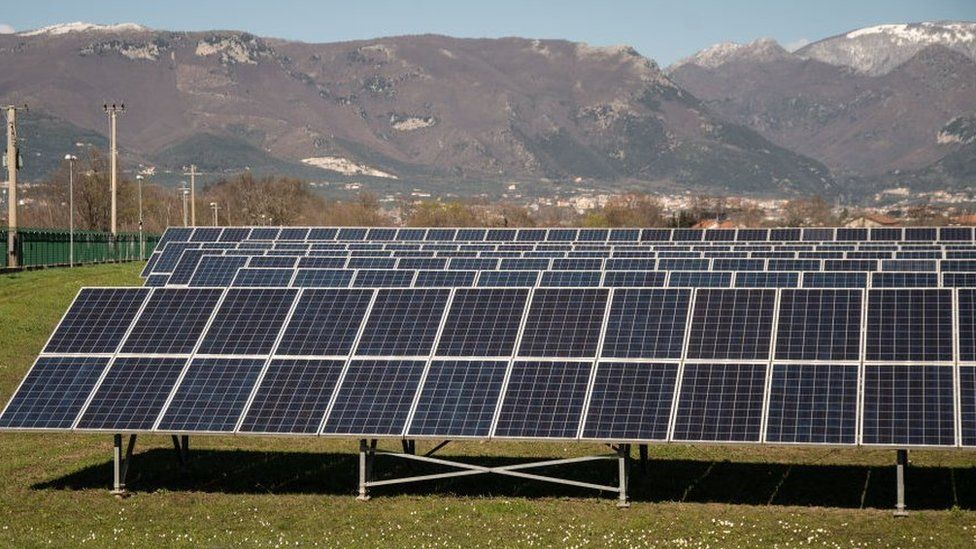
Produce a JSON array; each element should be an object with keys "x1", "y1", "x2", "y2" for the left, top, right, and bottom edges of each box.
[
  {"x1": 402, "y1": 439, "x2": 416, "y2": 455},
  {"x1": 171, "y1": 435, "x2": 190, "y2": 467},
  {"x1": 357, "y1": 439, "x2": 371, "y2": 501},
  {"x1": 111, "y1": 434, "x2": 137, "y2": 497},
  {"x1": 182, "y1": 435, "x2": 189, "y2": 460},
  {"x1": 617, "y1": 444, "x2": 630, "y2": 509},
  {"x1": 894, "y1": 449, "x2": 908, "y2": 516},
  {"x1": 639, "y1": 444, "x2": 648, "y2": 475}
]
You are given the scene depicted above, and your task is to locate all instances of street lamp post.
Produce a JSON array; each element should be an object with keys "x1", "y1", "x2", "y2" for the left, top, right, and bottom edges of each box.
[
  {"x1": 180, "y1": 181, "x2": 189, "y2": 228},
  {"x1": 64, "y1": 154, "x2": 77, "y2": 267},
  {"x1": 136, "y1": 174, "x2": 145, "y2": 259},
  {"x1": 210, "y1": 202, "x2": 219, "y2": 226}
]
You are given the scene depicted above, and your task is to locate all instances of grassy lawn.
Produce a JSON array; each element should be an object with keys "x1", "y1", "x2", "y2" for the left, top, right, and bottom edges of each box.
[{"x1": 0, "y1": 264, "x2": 975, "y2": 547}]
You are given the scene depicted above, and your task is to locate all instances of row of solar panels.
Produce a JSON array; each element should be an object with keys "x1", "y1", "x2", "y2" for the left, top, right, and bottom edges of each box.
[
  {"x1": 1, "y1": 286, "x2": 974, "y2": 447},
  {"x1": 147, "y1": 265, "x2": 976, "y2": 290},
  {"x1": 157, "y1": 226, "x2": 976, "y2": 244}
]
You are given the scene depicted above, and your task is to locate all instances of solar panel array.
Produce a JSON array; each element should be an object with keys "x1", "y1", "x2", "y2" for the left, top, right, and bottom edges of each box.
[{"x1": 2, "y1": 226, "x2": 975, "y2": 450}]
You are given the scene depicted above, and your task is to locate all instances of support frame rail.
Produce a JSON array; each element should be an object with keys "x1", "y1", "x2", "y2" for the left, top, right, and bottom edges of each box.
[{"x1": 356, "y1": 440, "x2": 631, "y2": 507}]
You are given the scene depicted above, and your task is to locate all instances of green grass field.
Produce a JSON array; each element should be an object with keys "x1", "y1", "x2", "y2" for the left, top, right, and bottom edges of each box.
[{"x1": 1, "y1": 264, "x2": 976, "y2": 547}]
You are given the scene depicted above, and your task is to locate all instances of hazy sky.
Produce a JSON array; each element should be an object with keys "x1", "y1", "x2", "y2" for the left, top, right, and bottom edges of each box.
[{"x1": 1, "y1": 0, "x2": 973, "y2": 65}]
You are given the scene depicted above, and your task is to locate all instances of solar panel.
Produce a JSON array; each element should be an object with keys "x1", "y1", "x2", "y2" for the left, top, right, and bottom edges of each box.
[
  {"x1": 322, "y1": 359, "x2": 426, "y2": 435},
  {"x1": 356, "y1": 289, "x2": 450, "y2": 356},
  {"x1": 167, "y1": 249, "x2": 209, "y2": 285},
  {"x1": 276, "y1": 289, "x2": 373, "y2": 356},
  {"x1": 961, "y1": 366, "x2": 976, "y2": 446},
  {"x1": 249, "y1": 256, "x2": 299, "y2": 269},
  {"x1": 397, "y1": 258, "x2": 447, "y2": 270},
  {"x1": 238, "y1": 359, "x2": 344, "y2": 433},
  {"x1": 353, "y1": 269, "x2": 414, "y2": 288},
  {"x1": 44, "y1": 288, "x2": 149, "y2": 354},
  {"x1": 308, "y1": 228, "x2": 338, "y2": 240},
  {"x1": 765, "y1": 364, "x2": 858, "y2": 444},
  {"x1": 735, "y1": 272, "x2": 798, "y2": 288},
  {"x1": 602, "y1": 289, "x2": 690, "y2": 359},
  {"x1": 189, "y1": 256, "x2": 248, "y2": 287},
  {"x1": 407, "y1": 360, "x2": 508, "y2": 437},
  {"x1": 157, "y1": 358, "x2": 266, "y2": 432},
  {"x1": 668, "y1": 271, "x2": 731, "y2": 287},
  {"x1": 866, "y1": 289, "x2": 953, "y2": 362},
  {"x1": 672, "y1": 363, "x2": 767, "y2": 442},
  {"x1": 518, "y1": 289, "x2": 608, "y2": 358},
  {"x1": 218, "y1": 227, "x2": 251, "y2": 242},
  {"x1": 121, "y1": 288, "x2": 223, "y2": 354},
  {"x1": 436, "y1": 289, "x2": 528, "y2": 356},
  {"x1": 197, "y1": 289, "x2": 297, "y2": 355},
  {"x1": 76, "y1": 357, "x2": 187, "y2": 430},
  {"x1": 298, "y1": 256, "x2": 347, "y2": 269},
  {"x1": 414, "y1": 270, "x2": 476, "y2": 287},
  {"x1": 872, "y1": 272, "x2": 939, "y2": 288},
  {"x1": 540, "y1": 271, "x2": 602, "y2": 287},
  {"x1": 494, "y1": 361, "x2": 591, "y2": 439},
  {"x1": 862, "y1": 365, "x2": 955, "y2": 446},
  {"x1": 802, "y1": 272, "x2": 867, "y2": 288},
  {"x1": 232, "y1": 268, "x2": 294, "y2": 287},
  {"x1": 0, "y1": 357, "x2": 109, "y2": 429},
  {"x1": 478, "y1": 270, "x2": 539, "y2": 287},
  {"x1": 775, "y1": 290, "x2": 862, "y2": 361},
  {"x1": 348, "y1": 257, "x2": 397, "y2": 269},
  {"x1": 581, "y1": 362, "x2": 677, "y2": 441},
  {"x1": 292, "y1": 269, "x2": 354, "y2": 287},
  {"x1": 687, "y1": 289, "x2": 775, "y2": 360},
  {"x1": 602, "y1": 271, "x2": 666, "y2": 287}
]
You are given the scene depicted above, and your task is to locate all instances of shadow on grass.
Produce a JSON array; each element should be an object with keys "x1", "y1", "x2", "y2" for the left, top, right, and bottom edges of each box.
[{"x1": 32, "y1": 447, "x2": 976, "y2": 510}]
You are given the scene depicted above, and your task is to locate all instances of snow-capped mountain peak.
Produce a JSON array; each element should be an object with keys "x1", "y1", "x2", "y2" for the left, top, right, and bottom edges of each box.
[
  {"x1": 19, "y1": 22, "x2": 147, "y2": 37},
  {"x1": 670, "y1": 38, "x2": 789, "y2": 69},
  {"x1": 797, "y1": 21, "x2": 976, "y2": 75}
]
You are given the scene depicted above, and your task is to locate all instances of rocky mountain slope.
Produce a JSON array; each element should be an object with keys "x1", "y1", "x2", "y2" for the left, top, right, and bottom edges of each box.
[
  {"x1": 0, "y1": 23, "x2": 833, "y2": 197},
  {"x1": 668, "y1": 21, "x2": 976, "y2": 191}
]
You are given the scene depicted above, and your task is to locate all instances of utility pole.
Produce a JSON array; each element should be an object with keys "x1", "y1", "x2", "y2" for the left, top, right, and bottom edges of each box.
[
  {"x1": 210, "y1": 202, "x2": 220, "y2": 226},
  {"x1": 65, "y1": 154, "x2": 78, "y2": 267},
  {"x1": 135, "y1": 174, "x2": 145, "y2": 259},
  {"x1": 184, "y1": 164, "x2": 197, "y2": 226},
  {"x1": 103, "y1": 103, "x2": 124, "y2": 236},
  {"x1": 4, "y1": 104, "x2": 26, "y2": 268},
  {"x1": 180, "y1": 181, "x2": 189, "y2": 227}
]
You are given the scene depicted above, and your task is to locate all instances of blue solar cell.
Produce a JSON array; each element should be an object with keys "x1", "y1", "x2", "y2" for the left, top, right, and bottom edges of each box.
[
  {"x1": 249, "y1": 256, "x2": 298, "y2": 269},
  {"x1": 307, "y1": 228, "x2": 338, "y2": 240},
  {"x1": 76, "y1": 357, "x2": 186, "y2": 430},
  {"x1": 737, "y1": 229, "x2": 769, "y2": 241},
  {"x1": 658, "y1": 258, "x2": 710, "y2": 270},
  {"x1": 277, "y1": 289, "x2": 373, "y2": 356},
  {"x1": 872, "y1": 272, "x2": 938, "y2": 288},
  {"x1": 881, "y1": 260, "x2": 937, "y2": 272},
  {"x1": 152, "y1": 242, "x2": 199, "y2": 274},
  {"x1": 516, "y1": 229, "x2": 547, "y2": 242},
  {"x1": 546, "y1": 229, "x2": 577, "y2": 241},
  {"x1": 397, "y1": 258, "x2": 447, "y2": 270},
  {"x1": 687, "y1": 289, "x2": 776, "y2": 360},
  {"x1": 44, "y1": 288, "x2": 149, "y2": 354},
  {"x1": 941, "y1": 260, "x2": 976, "y2": 272},
  {"x1": 455, "y1": 229, "x2": 486, "y2": 241},
  {"x1": 292, "y1": 269, "x2": 355, "y2": 287},
  {"x1": 366, "y1": 228, "x2": 397, "y2": 240},
  {"x1": 581, "y1": 362, "x2": 677, "y2": 441},
  {"x1": 297, "y1": 256, "x2": 346, "y2": 269},
  {"x1": 824, "y1": 259, "x2": 878, "y2": 271},
  {"x1": 765, "y1": 364, "x2": 858, "y2": 444},
  {"x1": 540, "y1": 271, "x2": 602, "y2": 287},
  {"x1": 239, "y1": 359, "x2": 344, "y2": 433},
  {"x1": 190, "y1": 227, "x2": 221, "y2": 242},
  {"x1": 478, "y1": 270, "x2": 539, "y2": 287},
  {"x1": 713, "y1": 259, "x2": 764, "y2": 271},
  {"x1": 250, "y1": 227, "x2": 281, "y2": 240},
  {"x1": 668, "y1": 271, "x2": 731, "y2": 287},
  {"x1": 347, "y1": 257, "x2": 397, "y2": 269},
  {"x1": 836, "y1": 228, "x2": 867, "y2": 241},
  {"x1": 198, "y1": 289, "x2": 297, "y2": 355},
  {"x1": 278, "y1": 227, "x2": 310, "y2": 240},
  {"x1": 485, "y1": 229, "x2": 517, "y2": 241},
  {"x1": 769, "y1": 259, "x2": 821, "y2": 271},
  {"x1": 672, "y1": 363, "x2": 766, "y2": 442},
  {"x1": 602, "y1": 289, "x2": 690, "y2": 359},
  {"x1": 436, "y1": 289, "x2": 528, "y2": 356},
  {"x1": 961, "y1": 366, "x2": 976, "y2": 446},
  {"x1": 866, "y1": 289, "x2": 953, "y2": 362},
  {"x1": 232, "y1": 268, "x2": 294, "y2": 287},
  {"x1": 322, "y1": 359, "x2": 426, "y2": 435},
  {"x1": 862, "y1": 365, "x2": 955, "y2": 446},
  {"x1": 353, "y1": 269, "x2": 414, "y2": 288},
  {"x1": 494, "y1": 361, "x2": 591, "y2": 438},
  {"x1": 735, "y1": 272, "x2": 798, "y2": 288},
  {"x1": 157, "y1": 358, "x2": 266, "y2": 432},
  {"x1": 803, "y1": 228, "x2": 835, "y2": 241},
  {"x1": 943, "y1": 273, "x2": 976, "y2": 287},
  {"x1": 603, "y1": 271, "x2": 667, "y2": 287},
  {"x1": 189, "y1": 256, "x2": 248, "y2": 287},
  {"x1": 579, "y1": 229, "x2": 610, "y2": 242},
  {"x1": 337, "y1": 228, "x2": 367, "y2": 240},
  {"x1": 0, "y1": 357, "x2": 109, "y2": 429},
  {"x1": 769, "y1": 228, "x2": 801, "y2": 241},
  {"x1": 518, "y1": 289, "x2": 609, "y2": 358},
  {"x1": 218, "y1": 227, "x2": 251, "y2": 242},
  {"x1": 144, "y1": 274, "x2": 169, "y2": 287},
  {"x1": 356, "y1": 289, "x2": 450, "y2": 356},
  {"x1": 802, "y1": 272, "x2": 867, "y2": 288},
  {"x1": 605, "y1": 258, "x2": 657, "y2": 270},
  {"x1": 905, "y1": 228, "x2": 937, "y2": 241},
  {"x1": 672, "y1": 229, "x2": 703, "y2": 242},
  {"x1": 407, "y1": 360, "x2": 508, "y2": 437},
  {"x1": 551, "y1": 258, "x2": 603, "y2": 270},
  {"x1": 168, "y1": 249, "x2": 209, "y2": 285},
  {"x1": 940, "y1": 227, "x2": 973, "y2": 241},
  {"x1": 414, "y1": 270, "x2": 476, "y2": 287},
  {"x1": 640, "y1": 229, "x2": 671, "y2": 241},
  {"x1": 959, "y1": 290, "x2": 976, "y2": 362},
  {"x1": 121, "y1": 288, "x2": 223, "y2": 354},
  {"x1": 449, "y1": 258, "x2": 499, "y2": 270},
  {"x1": 141, "y1": 252, "x2": 162, "y2": 277},
  {"x1": 500, "y1": 258, "x2": 550, "y2": 270},
  {"x1": 776, "y1": 290, "x2": 862, "y2": 361}
]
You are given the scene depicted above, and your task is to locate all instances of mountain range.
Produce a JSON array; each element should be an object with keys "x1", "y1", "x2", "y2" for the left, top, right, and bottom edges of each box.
[{"x1": 0, "y1": 20, "x2": 973, "y2": 202}]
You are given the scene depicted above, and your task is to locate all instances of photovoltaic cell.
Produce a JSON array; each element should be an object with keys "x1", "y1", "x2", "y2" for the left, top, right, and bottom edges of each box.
[
  {"x1": 862, "y1": 365, "x2": 955, "y2": 446},
  {"x1": 686, "y1": 289, "x2": 776, "y2": 360},
  {"x1": 603, "y1": 271, "x2": 666, "y2": 287},
  {"x1": 231, "y1": 268, "x2": 294, "y2": 287},
  {"x1": 494, "y1": 361, "x2": 591, "y2": 439},
  {"x1": 189, "y1": 256, "x2": 248, "y2": 287},
  {"x1": 540, "y1": 271, "x2": 602, "y2": 287},
  {"x1": 239, "y1": 359, "x2": 344, "y2": 433},
  {"x1": 668, "y1": 271, "x2": 731, "y2": 288},
  {"x1": 802, "y1": 272, "x2": 867, "y2": 288},
  {"x1": 866, "y1": 289, "x2": 953, "y2": 362},
  {"x1": 44, "y1": 288, "x2": 149, "y2": 354},
  {"x1": 582, "y1": 362, "x2": 677, "y2": 440},
  {"x1": 197, "y1": 289, "x2": 297, "y2": 355},
  {"x1": 961, "y1": 366, "x2": 976, "y2": 446},
  {"x1": 322, "y1": 359, "x2": 425, "y2": 435},
  {"x1": 765, "y1": 364, "x2": 858, "y2": 444},
  {"x1": 407, "y1": 360, "x2": 508, "y2": 437},
  {"x1": 414, "y1": 270, "x2": 476, "y2": 287},
  {"x1": 292, "y1": 269, "x2": 354, "y2": 287},
  {"x1": 298, "y1": 256, "x2": 347, "y2": 269},
  {"x1": 353, "y1": 269, "x2": 414, "y2": 288},
  {"x1": 435, "y1": 289, "x2": 528, "y2": 357},
  {"x1": 602, "y1": 289, "x2": 690, "y2": 359},
  {"x1": 249, "y1": 256, "x2": 298, "y2": 269},
  {"x1": 167, "y1": 249, "x2": 209, "y2": 285},
  {"x1": 872, "y1": 272, "x2": 938, "y2": 288},
  {"x1": 121, "y1": 288, "x2": 223, "y2": 354},
  {"x1": 775, "y1": 290, "x2": 861, "y2": 361},
  {"x1": 144, "y1": 274, "x2": 169, "y2": 287},
  {"x1": 76, "y1": 357, "x2": 186, "y2": 430},
  {"x1": 0, "y1": 357, "x2": 109, "y2": 429},
  {"x1": 157, "y1": 358, "x2": 266, "y2": 432},
  {"x1": 478, "y1": 270, "x2": 539, "y2": 287},
  {"x1": 518, "y1": 289, "x2": 609, "y2": 358},
  {"x1": 273, "y1": 289, "x2": 372, "y2": 356},
  {"x1": 960, "y1": 290, "x2": 976, "y2": 362},
  {"x1": 356, "y1": 289, "x2": 450, "y2": 356},
  {"x1": 672, "y1": 363, "x2": 766, "y2": 442},
  {"x1": 735, "y1": 272, "x2": 798, "y2": 288}
]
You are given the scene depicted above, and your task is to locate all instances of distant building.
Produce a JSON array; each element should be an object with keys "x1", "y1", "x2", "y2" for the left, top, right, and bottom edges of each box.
[
  {"x1": 844, "y1": 214, "x2": 899, "y2": 228},
  {"x1": 691, "y1": 219, "x2": 740, "y2": 229}
]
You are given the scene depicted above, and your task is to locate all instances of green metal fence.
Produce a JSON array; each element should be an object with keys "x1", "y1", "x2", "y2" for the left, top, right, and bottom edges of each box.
[{"x1": 0, "y1": 228, "x2": 160, "y2": 269}]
